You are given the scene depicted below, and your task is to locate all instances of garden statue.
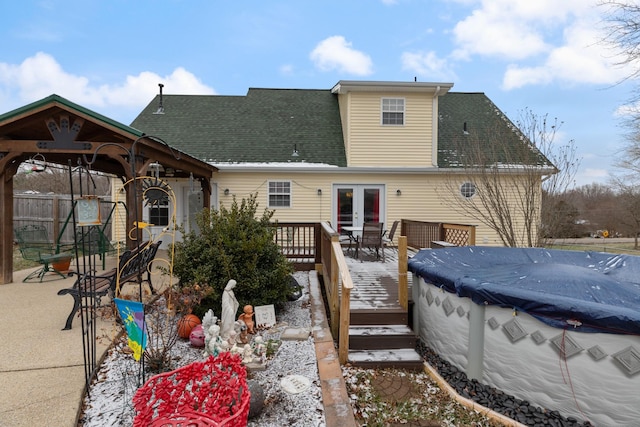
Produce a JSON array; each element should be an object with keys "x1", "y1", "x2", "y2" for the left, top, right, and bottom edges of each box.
[
  {"x1": 242, "y1": 344, "x2": 254, "y2": 364},
  {"x1": 220, "y1": 279, "x2": 239, "y2": 339},
  {"x1": 237, "y1": 322, "x2": 249, "y2": 344},
  {"x1": 238, "y1": 304, "x2": 255, "y2": 334}
]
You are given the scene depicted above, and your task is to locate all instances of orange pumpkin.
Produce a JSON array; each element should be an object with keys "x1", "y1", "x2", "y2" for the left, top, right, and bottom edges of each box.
[{"x1": 177, "y1": 314, "x2": 201, "y2": 339}]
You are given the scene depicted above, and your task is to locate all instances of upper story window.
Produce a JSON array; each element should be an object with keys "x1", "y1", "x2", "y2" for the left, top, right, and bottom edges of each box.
[
  {"x1": 381, "y1": 98, "x2": 405, "y2": 125},
  {"x1": 268, "y1": 181, "x2": 291, "y2": 208}
]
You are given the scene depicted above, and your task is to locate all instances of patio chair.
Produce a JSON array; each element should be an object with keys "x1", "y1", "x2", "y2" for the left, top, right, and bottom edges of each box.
[
  {"x1": 357, "y1": 221, "x2": 385, "y2": 262},
  {"x1": 14, "y1": 224, "x2": 73, "y2": 282},
  {"x1": 382, "y1": 220, "x2": 400, "y2": 253}
]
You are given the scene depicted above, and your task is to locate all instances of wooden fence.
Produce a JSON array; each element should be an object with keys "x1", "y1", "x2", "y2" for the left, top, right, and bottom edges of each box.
[{"x1": 13, "y1": 194, "x2": 116, "y2": 247}]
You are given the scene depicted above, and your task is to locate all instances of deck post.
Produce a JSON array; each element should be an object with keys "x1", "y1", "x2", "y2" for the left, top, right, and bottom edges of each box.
[
  {"x1": 329, "y1": 242, "x2": 339, "y2": 338},
  {"x1": 398, "y1": 236, "x2": 408, "y2": 310}
]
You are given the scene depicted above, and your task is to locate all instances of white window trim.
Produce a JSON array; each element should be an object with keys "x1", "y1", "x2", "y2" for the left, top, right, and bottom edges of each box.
[
  {"x1": 267, "y1": 180, "x2": 292, "y2": 208},
  {"x1": 460, "y1": 182, "x2": 476, "y2": 199},
  {"x1": 381, "y1": 97, "x2": 405, "y2": 126}
]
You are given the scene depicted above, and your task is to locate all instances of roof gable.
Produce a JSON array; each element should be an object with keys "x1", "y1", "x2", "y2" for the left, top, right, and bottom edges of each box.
[
  {"x1": 130, "y1": 88, "x2": 346, "y2": 166},
  {"x1": 437, "y1": 92, "x2": 554, "y2": 169},
  {"x1": 0, "y1": 94, "x2": 143, "y2": 140}
]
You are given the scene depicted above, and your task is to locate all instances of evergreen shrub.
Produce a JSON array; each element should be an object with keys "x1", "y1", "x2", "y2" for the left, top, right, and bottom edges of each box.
[{"x1": 172, "y1": 194, "x2": 294, "y2": 318}]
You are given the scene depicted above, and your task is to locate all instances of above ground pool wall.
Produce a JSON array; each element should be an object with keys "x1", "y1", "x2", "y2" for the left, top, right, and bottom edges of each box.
[{"x1": 413, "y1": 275, "x2": 640, "y2": 427}]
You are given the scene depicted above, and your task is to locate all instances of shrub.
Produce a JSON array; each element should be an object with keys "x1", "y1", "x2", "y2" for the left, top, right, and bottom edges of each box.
[{"x1": 172, "y1": 194, "x2": 294, "y2": 318}]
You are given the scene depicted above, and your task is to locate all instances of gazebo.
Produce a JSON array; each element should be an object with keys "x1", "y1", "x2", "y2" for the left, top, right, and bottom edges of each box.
[{"x1": 0, "y1": 94, "x2": 217, "y2": 284}]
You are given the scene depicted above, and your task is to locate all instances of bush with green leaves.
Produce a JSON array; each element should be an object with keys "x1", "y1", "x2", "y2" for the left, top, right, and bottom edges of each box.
[{"x1": 172, "y1": 194, "x2": 294, "y2": 318}]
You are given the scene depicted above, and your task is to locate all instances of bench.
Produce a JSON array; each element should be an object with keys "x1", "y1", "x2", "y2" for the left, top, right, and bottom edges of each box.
[{"x1": 57, "y1": 240, "x2": 162, "y2": 330}]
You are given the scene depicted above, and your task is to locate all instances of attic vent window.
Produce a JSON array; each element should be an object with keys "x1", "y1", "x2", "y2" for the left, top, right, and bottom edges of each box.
[
  {"x1": 381, "y1": 98, "x2": 404, "y2": 125},
  {"x1": 460, "y1": 182, "x2": 476, "y2": 198}
]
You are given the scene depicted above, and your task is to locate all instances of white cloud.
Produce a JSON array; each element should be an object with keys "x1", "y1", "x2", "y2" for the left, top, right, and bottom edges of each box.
[
  {"x1": 446, "y1": 0, "x2": 632, "y2": 90},
  {"x1": 575, "y1": 167, "x2": 610, "y2": 186},
  {"x1": 310, "y1": 36, "x2": 373, "y2": 76},
  {"x1": 502, "y1": 19, "x2": 630, "y2": 89},
  {"x1": 0, "y1": 52, "x2": 215, "y2": 121},
  {"x1": 401, "y1": 51, "x2": 457, "y2": 81}
]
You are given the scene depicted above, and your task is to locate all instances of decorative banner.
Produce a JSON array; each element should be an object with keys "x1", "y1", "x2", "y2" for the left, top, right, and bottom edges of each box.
[{"x1": 114, "y1": 298, "x2": 147, "y2": 361}]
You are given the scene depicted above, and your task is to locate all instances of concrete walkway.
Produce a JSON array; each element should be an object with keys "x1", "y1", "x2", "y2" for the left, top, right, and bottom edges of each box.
[
  {"x1": 0, "y1": 257, "x2": 358, "y2": 427},
  {"x1": 0, "y1": 263, "x2": 117, "y2": 427}
]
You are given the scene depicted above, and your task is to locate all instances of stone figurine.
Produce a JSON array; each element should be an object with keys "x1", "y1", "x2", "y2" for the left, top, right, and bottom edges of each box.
[{"x1": 220, "y1": 279, "x2": 239, "y2": 339}]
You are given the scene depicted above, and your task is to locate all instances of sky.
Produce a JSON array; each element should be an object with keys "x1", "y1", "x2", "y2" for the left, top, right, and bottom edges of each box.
[{"x1": 1, "y1": 0, "x2": 638, "y2": 187}]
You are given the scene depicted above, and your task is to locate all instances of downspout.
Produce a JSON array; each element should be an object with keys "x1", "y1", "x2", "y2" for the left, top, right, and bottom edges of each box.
[{"x1": 432, "y1": 86, "x2": 443, "y2": 167}]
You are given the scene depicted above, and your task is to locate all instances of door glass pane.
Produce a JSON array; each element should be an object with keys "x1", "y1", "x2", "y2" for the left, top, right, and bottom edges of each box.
[
  {"x1": 363, "y1": 189, "x2": 380, "y2": 223},
  {"x1": 337, "y1": 188, "x2": 354, "y2": 232}
]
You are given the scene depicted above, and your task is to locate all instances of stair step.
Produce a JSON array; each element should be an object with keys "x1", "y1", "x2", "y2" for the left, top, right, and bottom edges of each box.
[
  {"x1": 349, "y1": 324, "x2": 413, "y2": 336},
  {"x1": 350, "y1": 308, "x2": 407, "y2": 325},
  {"x1": 348, "y1": 348, "x2": 424, "y2": 370},
  {"x1": 349, "y1": 325, "x2": 416, "y2": 350}
]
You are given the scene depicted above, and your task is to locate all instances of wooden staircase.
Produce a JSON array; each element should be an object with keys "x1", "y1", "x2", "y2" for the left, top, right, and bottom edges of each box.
[{"x1": 347, "y1": 307, "x2": 423, "y2": 370}]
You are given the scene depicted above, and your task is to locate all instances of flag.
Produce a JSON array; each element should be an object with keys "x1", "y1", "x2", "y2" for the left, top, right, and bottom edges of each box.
[{"x1": 114, "y1": 298, "x2": 147, "y2": 361}]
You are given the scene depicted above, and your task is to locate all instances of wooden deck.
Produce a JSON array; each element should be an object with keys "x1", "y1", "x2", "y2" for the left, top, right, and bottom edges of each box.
[{"x1": 343, "y1": 247, "x2": 410, "y2": 310}]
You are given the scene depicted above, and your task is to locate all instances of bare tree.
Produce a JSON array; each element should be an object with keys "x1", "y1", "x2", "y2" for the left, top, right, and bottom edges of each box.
[
  {"x1": 569, "y1": 183, "x2": 620, "y2": 236},
  {"x1": 441, "y1": 109, "x2": 580, "y2": 247},
  {"x1": 13, "y1": 162, "x2": 111, "y2": 195},
  {"x1": 610, "y1": 177, "x2": 640, "y2": 247},
  {"x1": 599, "y1": 1, "x2": 640, "y2": 174}
]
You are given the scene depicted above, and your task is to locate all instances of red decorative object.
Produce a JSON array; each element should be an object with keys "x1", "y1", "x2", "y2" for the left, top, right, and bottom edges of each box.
[
  {"x1": 133, "y1": 353, "x2": 250, "y2": 427},
  {"x1": 189, "y1": 324, "x2": 205, "y2": 347},
  {"x1": 177, "y1": 314, "x2": 201, "y2": 339}
]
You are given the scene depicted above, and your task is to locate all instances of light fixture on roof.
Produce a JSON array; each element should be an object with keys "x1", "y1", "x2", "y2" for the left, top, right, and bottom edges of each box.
[
  {"x1": 291, "y1": 144, "x2": 299, "y2": 157},
  {"x1": 153, "y1": 83, "x2": 165, "y2": 115}
]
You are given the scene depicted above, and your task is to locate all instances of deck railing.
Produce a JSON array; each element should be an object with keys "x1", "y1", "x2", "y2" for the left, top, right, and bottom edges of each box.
[
  {"x1": 271, "y1": 222, "x2": 321, "y2": 270},
  {"x1": 401, "y1": 219, "x2": 476, "y2": 249},
  {"x1": 273, "y1": 219, "x2": 474, "y2": 365},
  {"x1": 318, "y1": 222, "x2": 354, "y2": 364}
]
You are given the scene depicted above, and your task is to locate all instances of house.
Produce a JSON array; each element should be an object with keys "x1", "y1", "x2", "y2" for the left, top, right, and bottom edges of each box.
[
  {"x1": 0, "y1": 79, "x2": 555, "y2": 283},
  {"x1": 130, "y1": 80, "x2": 555, "y2": 247}
]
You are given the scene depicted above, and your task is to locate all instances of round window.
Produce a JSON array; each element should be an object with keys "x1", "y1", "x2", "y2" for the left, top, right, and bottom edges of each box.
[{"x1": 460, "y1": 182, "x2": 476, "y2": 198}]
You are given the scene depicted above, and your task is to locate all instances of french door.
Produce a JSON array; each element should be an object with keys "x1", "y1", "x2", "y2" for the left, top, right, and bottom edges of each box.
[{"x1": 333, "y1": 184, "x2": 385, "y2": 232}]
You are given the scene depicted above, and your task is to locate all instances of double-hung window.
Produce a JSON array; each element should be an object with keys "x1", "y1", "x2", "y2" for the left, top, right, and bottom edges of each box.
[
  {"x1": 381, "y1": 98, "x2": 405, "y2": 125},
  {"x1": 149, "y1": 198, "x2": 170, "y2": 226},
  {"x1": 268, "y1": 181, "x2": 291, "y2": 208}
]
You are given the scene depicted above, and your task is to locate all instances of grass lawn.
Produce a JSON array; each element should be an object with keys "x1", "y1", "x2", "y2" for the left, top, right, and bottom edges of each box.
[
  {"x1": 545, "y1": 241, "x2": 640, "y2": 255},
  {"x1": 13, "y1": 245, "x2": 39, "y2": 271}
]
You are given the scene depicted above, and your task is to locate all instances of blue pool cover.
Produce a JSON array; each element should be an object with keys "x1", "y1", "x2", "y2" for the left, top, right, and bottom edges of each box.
[{"x1": 408, "y1": 247, "x2": 640, "y2": 335}]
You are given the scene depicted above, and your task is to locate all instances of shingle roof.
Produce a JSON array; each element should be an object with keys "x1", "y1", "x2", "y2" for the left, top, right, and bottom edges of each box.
[
  {"x1": 131, "y1": 88, "x2": 552, "y2": 171},
  {"x1": 438, "y1": 92, "x2": 554, "y2": 169},
  {"x1": 130, "y1": 88, "x2": 346, "y2": 166}
]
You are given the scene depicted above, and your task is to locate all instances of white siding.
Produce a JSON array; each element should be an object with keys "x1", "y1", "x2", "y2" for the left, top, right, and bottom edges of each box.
[{"x1": 340, "y1": 92, "x2": 433, "y2": 167}]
